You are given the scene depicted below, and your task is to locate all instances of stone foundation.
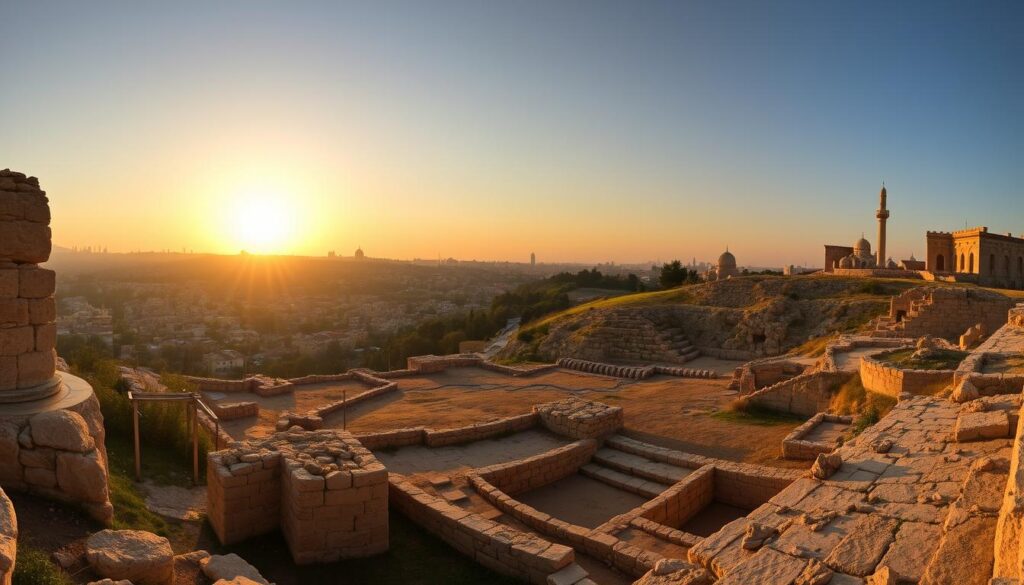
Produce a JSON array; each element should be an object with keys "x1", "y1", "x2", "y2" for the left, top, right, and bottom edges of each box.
[
  {"x1": 781, "y1": 413, "x2": 853, "y2": 460},
  {"x1": 534, "y1": 398, "x2": 623, "y2": 439},
  {"x1": 207, "y1": 428, "x2": 388, "y2": 564},
  {"x1": 740, "y1": 370, "x2": 849, "y2": 417},
  {"x1": 860, "y1": 353, "x2": 955, "y2": 397},
  {"x1": 0, "y1": 488, "x2": 14, "y2": 585}
]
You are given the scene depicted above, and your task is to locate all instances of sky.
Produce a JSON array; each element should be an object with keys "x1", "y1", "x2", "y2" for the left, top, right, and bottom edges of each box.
[{"x1": 2, "y1": 1, "x2": 1023, "y2": 266}]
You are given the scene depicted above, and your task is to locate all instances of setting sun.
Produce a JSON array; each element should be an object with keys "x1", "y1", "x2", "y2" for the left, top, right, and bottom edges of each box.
[{"x1": 228, "y1": 191, "x2": 298, "y2": 254}]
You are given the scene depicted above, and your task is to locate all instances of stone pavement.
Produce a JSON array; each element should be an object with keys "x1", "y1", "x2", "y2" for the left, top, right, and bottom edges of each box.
[{"x1": 689, "y1": 396, "x2": 1013, "y2": 584}]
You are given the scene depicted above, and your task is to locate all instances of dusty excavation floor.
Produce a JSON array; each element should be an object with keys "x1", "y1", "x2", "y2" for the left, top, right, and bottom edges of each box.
[
  {"x1": 515, "y1": 473, "x2": 649, "y2": 529},
  {"x1": 376, "y1": 428, "x2": 571, "y2": 475},
  {"x1": 210, "y1": 363, "x2": 808, "y2": 468}
]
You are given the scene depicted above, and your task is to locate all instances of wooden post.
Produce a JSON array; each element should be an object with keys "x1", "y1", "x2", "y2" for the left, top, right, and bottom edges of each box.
[
  {"x1": 191, "y1": 396, "x2": 199, "y2": 485},
  {"x1": 132, "y1": 397, "x2": 141, "y2": 481}
]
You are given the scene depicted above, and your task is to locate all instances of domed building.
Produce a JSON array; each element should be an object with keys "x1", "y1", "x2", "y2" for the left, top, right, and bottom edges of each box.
[
  {"x1": 354, "y1": 246, "x2": 365, "y2": 260},
  {"x1": 707, "y1": 248, "x2": 740, "y2": 281},
  {"x1": 836, "y1": 235, "x2": 878, "y2": 269}
]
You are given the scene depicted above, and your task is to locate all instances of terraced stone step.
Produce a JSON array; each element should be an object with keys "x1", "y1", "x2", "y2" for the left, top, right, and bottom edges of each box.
[
  {"x1": 579, "y1": 463, "x2": 669, "y2": 499},
  {"x1": 592, "y1": 448, "x2": 692, "y2": 484}
]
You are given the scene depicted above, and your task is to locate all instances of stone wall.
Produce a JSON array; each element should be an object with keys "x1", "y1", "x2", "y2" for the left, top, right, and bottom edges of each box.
[
  {"x1": 185, "y1": 374, "x2": 292, "y2": 396},
  {"x1": 475, "y1": 439, "x2": 597, "y2": 496},
  {"x1": 207, "y1": 428, "x2": 388, "y2": 564},
  {"x1": 0, "y1": 488, "x2": 15, "y2": 585},
  {"x1": 781, "y1": 413, "x2": 853, "y2": 460},
  {"x1": 557, "y1": 358, "x2": 716, "y2": 380},
  {"x1": 423, "y1": 413, "x2": 537, "y2": 447},
  {"x1": 859, "y1": 354, "x2": 955, "y2": 397},
  {"x1": 1, "y1": 170, "x2": 58, "y2": 401},
  {"x1": 210, "y1": 401, "x2": 258, "y2": 420},
  {"x1": 872, "y1": 287, "x2": 1015, "y2": 341},
  {"x1": 389, "y1": 475, "x2": 577, "y2": 585},
  {"x1": 994, "y1": 401, "x2": 1024, "y2": 580},
  {"x1": 637, "y1": 465, "x2": 715, "y2": 528},
  {"x1": 467, "y1": 469, "x2": 663, "y2": 578},
  {"x1": 0, "y1": 387, "x2": 112, "y2": 524},
  {"x1": 534, "y1": 398, "x2": 623, "y2": 439},
  {"x1": 740, "y1": 371, "x2": 850, "y2": 417},
  {"x1": 729, "y1": 358, "x2": 807, "y2": 394}
]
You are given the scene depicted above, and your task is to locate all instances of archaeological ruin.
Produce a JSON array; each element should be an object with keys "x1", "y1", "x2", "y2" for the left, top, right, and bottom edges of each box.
[{"x1": 3, "y1": 168, "x2": 1024, "y2": 585}]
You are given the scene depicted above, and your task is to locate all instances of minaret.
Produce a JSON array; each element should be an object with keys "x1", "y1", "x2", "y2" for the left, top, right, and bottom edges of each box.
[{"x1": 876, "y1": 183, "x2": 889, "y2": 266}]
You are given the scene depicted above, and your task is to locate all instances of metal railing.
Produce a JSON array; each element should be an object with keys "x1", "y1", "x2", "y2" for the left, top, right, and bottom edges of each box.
[{"x1": 127, "y1": 391, "x2": 220, "y2": 485}]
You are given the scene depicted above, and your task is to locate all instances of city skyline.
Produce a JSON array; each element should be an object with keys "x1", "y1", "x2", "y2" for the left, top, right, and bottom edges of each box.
[{"x1": 2, "y1": 1, "x2": 1022, "y2": 265}]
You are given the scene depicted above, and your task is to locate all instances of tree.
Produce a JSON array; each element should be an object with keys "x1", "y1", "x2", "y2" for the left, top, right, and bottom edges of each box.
[{"x1": 659, "y1": 260, "x2": 688, "y2": 288}]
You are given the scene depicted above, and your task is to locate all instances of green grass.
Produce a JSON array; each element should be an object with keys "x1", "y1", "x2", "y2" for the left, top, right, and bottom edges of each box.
[
  {"x1": 711, "y1": 407, "x2": 805, "y2": 426},
  {"x1": 788, "y1": 334, "x2": 838, "y2": 358},
  {"x1": 217, "y1": 511, "x2": 524, "y2": 585},
  {"x1": 876, "y1": 348, "x2": 969, "y2": 371},
  {"x1": 103, "y1": 435, "x2": 187, "y2": 538},
  {"x1": 828, "y1": 374, "x2": 897, "y2": 437},
  {"x1": 12, "y1": 543, "x2": 71, "y2": 585}
]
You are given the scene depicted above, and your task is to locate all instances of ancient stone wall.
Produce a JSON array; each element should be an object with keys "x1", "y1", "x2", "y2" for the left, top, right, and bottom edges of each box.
[
  {"x1": 389, "y1": 475, "x2": 577, "y2": 585},
  {"x1": 873, "y1": 287, "x2": 1015, "y2": 341},
  {"x1": 557, "y1": 358, "x2": 715, "y2": 380},
  {"x1": 423, "y1": 413, "x2": 537, "y2": 447},
  {"x1": 781, "y1": 413, "x2": 852, "y2": 460},
  {"x1": 859, "y1": 355, "x2": 955, "y2": 397},
  {"x1": 207, "y1": 428, "x2": 388, "y2": 563},
  {"x1": 0, "y1": 391, "x2": 112, "y2": 524},
  {"x1": 637, "y1": 465, "x2": 715, "y2": 528},
  {"x1": 730, "y1": 358, "x2": 807, "y2": 394},
  {"x1": 0, "y1": 170, "x2": 58, "y2": 400},
  {"x1": 741, "y1": 371, "x2": 850, "y2": 417},
  {"x1": 994, "y1": 400, "x2": 1024, "y2": 580},
  {"x1": 534, "y1": 398, "x2": 623, "y2": 439},
  {"x1": 210, "y1": 401, "x2": 258, "y2": 420},
  {"x1": 0, "y1": 488, "x2": 14, "y2": 585},
  {"x1": 475, "y1": 439, "x2": 597, "y2": 496}
]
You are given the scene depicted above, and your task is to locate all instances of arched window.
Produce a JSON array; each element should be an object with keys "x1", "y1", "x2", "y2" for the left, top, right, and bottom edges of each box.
[
  {"x1": 969, "y1": 253, "x2": 975, "y2": 273},
  {"x1": 960, "y1": 254, "x2": 966, "y2": 272},
  {"x1": 936, "y1": 254, "x2": 945, "y2": 272}
]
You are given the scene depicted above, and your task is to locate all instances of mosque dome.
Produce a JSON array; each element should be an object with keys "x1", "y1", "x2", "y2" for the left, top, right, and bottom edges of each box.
[
  {"x1": 718, "y1": 250, "x2": 737, "y2": 269},
  {"x1": 839, "y1": 255, "x2": 855, "y2": 269},
  {"x1": 853, "y1": 236, "x2": 871, "y2": 256}
]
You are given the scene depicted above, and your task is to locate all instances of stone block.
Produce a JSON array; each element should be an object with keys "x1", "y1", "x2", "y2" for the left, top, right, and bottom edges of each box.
[
  {"x1": 954, "y1": 411, "x2": 1010, "y2": 442},
  {"x1": 25, "y1": 466, "x2": 57, "y2": 488},
  {"x1": 86, "y1": 529, "x2": 174, "y2": 585},
  {"x1": 34, "y1": 323, "x2": 56, "y2": 352},
  {"x1": 0, "y1": 327, "x2": 33, "y2": 356},
  {"x1": 17, "y1": 349, "x2": 55, "y2": 388},
  {"x1": 0, "y1": 269, "x2": 16, "y2": 297},
  {"x1": 0, "y1": 356, "x2": 15, "y2": 391},
  {"x1": 0, "y1": 221, "x2": 50, "y2": 264},
  {"x1": 56, "y1": 450, "x2": 107, "y2": 503},
  {"x1": 17, "y1": 267, "x2": 55, "y2": 298},
  {"x1": 28, "y1": 297, "x2": 55, "y2": 325},
  {"x1": 0, "y1": 299, "x2": 27, "y2": 328}
]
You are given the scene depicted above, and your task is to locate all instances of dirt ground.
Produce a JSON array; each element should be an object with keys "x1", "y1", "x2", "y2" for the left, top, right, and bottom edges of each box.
[
  {"x1": 207, "y1": 379, "x2": 373, "y2": 440},
  {"x1": 209, "y1": 364, "x2": 808, "y2": 469}
]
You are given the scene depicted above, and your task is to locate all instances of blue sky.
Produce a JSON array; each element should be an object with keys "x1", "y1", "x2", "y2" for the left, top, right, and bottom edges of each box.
[{"x1": 1, "y1": 1, "x2": 1022, "y2": 265}]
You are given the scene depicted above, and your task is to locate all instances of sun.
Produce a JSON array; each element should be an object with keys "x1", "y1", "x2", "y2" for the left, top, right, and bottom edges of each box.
[{"x1": 228, "y1": 191, "x2": 297, "y2": 254}]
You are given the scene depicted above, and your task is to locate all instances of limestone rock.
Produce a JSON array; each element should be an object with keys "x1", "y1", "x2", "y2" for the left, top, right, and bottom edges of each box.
[
  {"x1": 634, "y1": 558, "x2": 712, "y2": 585},
  {"x1": 56, "y1": 450, "x2": 108, "y2": 503},
  {"x1": 200, "y1": 554, "x2": 269, "y2": 585},
  {"x1": 741, "y1": 522, "x2": 777, "y2": 550},
  {"x1": 30, "y1": 410, "x2": 94, "y2": 452},
  {"x1": 823, "y1": 514, "x2": 898, "y2": 576},
  {"x1": 954, "y1": 410, "x2": 1009, "y2": 442},
  {"x1": 794, "y1": 559, "x2": 833, "y2": 585},
  {"x1": 951, "y1": 378, "x2": 979, "y2": 403},
  {"x1": 810, "y1": 452, "x2": 842, "y2": 480},
  {"x1": 86, "y1": 530, "x2": 174, "y2": 585},
  {"x1": 920, "y1": 516, "x2": 996, "y2": 585},
  {"x1": 866, "y1": 566, "x2": 897, "y2": 585}
]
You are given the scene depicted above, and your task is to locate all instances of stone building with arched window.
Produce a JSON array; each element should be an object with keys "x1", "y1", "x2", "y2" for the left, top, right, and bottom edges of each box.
[{"x1": 927, "y1": 227, "x2": 1024, "y2": 290}]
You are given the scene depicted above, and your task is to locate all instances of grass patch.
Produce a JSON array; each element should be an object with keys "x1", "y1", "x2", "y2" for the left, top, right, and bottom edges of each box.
[
  {"x1": 12, "y1": 543, "x2": 71, "y2": 585},
  {"x1": 829, "y1": 374, "x2": 896, "y2": 435},
  {"x1": 712, "y1": 405, "x2": 805, "y2": 426},
  {"x1": 103, "y1": 435, "x2": 188, "y2": 538},
  {"x1": 876, "y1": 348, "x2": 968, "y2": 371},
  {"x1": 789, "y1": 334, "x2": 837, "y2": 358}
]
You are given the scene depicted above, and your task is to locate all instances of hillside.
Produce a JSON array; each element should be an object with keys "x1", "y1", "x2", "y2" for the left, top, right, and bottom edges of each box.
[{"x1": 499, "y1": 275, "x2": 926, "y2": 363}]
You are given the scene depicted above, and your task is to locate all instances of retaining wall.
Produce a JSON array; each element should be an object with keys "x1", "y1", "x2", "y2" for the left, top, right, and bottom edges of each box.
[
  {"x1": 467, "y1": 470, "x2": 662, "y2": 578},
  {"x1": 211, "y1": 401, "x2": 258, "y2": 420},
  {"x1": 741, "y1": 370, "x2": 850, "y2": 417},
  {"x1": 475, "y1": 439, "x2": 597, "y2": 496},
  {"x1": 389, "y1": 476, "x2": 576, "y2": 585},
  {"x1": 860, "y1": 354, "x2": 954, "y2": 397},
  {"x1": 558, "y1": 358, "x2": 715, "y2": 380},
  {"x1": 781, "y1": 413, "x2": 852, "y2": 460},
  {"x1": 0, "y1": 488, "x2": 14, "y2": 585}
]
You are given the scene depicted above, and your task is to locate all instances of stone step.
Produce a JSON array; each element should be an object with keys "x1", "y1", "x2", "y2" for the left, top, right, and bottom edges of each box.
[
  {"x1": 592, "y1": 448, "x2": 692, "y2": 484},
  {"x1": 579, "y1": 463, "x2": 669, "y2": 499},
  {"x1": 680, "y1": 348, "x2": 701, "y2": 362}
]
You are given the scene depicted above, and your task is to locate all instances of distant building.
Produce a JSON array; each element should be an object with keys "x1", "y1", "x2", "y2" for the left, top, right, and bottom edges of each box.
[
  {"x1": 203, "y1": 350, "x2": 244, "y2": 375},
  {"x1": 706, "y1": 248, "x2": 740, "y2": 281},
  {"x1": 354, "y1": 247, "x2": 365, "y2": 260},
  {"x1": 530, "y1": 252, "x2": 536, "y2": 267},
  {"x1": 927, "y1": 227, "x2": 1024, "y2": 289},
  {"x1": 327, "y1": 250, "x2": 336, "y2": 258}
]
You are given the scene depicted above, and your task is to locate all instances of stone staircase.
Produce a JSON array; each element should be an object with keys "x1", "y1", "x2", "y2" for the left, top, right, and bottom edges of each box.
[
  {"x1": 869, "y1": 293, "x2": 935, "y2": 338},
  {"x1": 579, "y1": 441, "x2": 692, "y2": 498},
  {"x1": 575, "y1": 312, "x2": 701, "y2": 365}
]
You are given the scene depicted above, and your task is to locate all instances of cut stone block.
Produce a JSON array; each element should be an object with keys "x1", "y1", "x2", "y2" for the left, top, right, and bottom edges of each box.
[{"x1": 954, "y1": 411, "x2": 1009, "y2": 442}]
